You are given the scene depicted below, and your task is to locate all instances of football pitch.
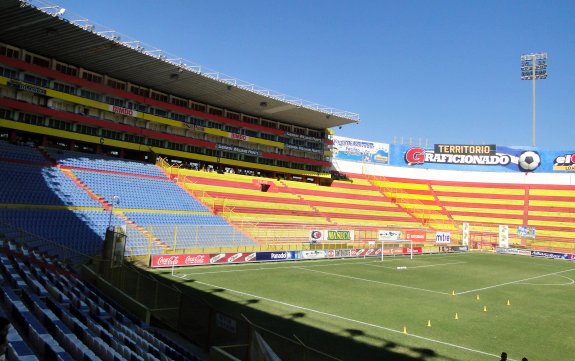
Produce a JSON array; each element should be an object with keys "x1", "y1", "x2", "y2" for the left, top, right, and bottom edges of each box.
[{"x1": 166, "y1": 252, "x2": 575, "y2": 361}]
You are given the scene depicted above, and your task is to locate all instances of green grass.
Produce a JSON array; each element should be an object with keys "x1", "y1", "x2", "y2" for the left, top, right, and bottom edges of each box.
[{"x1": 164, "y1": 252, "x2": 575, "y2": 361}]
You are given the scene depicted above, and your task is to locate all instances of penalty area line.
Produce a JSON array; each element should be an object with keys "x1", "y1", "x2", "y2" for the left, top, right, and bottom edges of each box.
[
  {"x1": 194, "y1": 280, "x2": 505, "y2": 360},
  {"x1": 457, "y1": 268, "x2": 575, "y2": 295}
]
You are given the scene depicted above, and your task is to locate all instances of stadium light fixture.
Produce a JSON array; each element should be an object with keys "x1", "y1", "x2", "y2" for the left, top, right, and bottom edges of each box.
[
  {"x1": 107, "y1": 195, "x2": 120, "y2": 230},
  {"x1": 521, "y1": 52, "x2": 547, "y2": 147}
]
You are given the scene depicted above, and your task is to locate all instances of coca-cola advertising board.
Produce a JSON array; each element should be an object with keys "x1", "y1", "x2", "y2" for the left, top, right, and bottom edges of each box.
[{"x1": 150, "y1": 254, "x2": 210, "y2": 268}]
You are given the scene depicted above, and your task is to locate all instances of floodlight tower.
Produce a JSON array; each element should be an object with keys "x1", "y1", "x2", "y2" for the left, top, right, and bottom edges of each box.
[{"x1": 521, "y1": 53, "x2": 547, "y2": 147}]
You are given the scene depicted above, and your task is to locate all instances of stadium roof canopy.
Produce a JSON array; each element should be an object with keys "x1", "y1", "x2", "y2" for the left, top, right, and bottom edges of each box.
[{"x1": 0, "y1": 0, "x2": 360, "y2": 130}]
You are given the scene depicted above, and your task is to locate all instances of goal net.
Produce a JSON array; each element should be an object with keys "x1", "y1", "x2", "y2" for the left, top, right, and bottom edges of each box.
[{"x1": 380, "y1": 239, "x2": 414, "y2": 261}]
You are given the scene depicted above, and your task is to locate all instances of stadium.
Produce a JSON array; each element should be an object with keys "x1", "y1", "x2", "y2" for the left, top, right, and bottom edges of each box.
[{"x1": 0, "y1": 1, "x2": 574, "y2": 360}]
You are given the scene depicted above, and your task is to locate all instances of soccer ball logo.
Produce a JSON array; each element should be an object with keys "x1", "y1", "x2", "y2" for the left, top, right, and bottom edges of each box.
[{"x1": 518, "y1": 151, "x2": 541, "y2": 172}]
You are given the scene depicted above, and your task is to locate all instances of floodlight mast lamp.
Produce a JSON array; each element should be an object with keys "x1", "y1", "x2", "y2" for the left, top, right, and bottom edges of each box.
[
  {"x1": 521, "y1": 52, "x2": 547, "y2": 147},
  {"x1": 107, "y1": 195, "x2": 120, "y2": 230}
]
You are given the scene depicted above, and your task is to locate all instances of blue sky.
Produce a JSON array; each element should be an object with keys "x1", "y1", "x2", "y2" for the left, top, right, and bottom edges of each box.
[{"x1": 50, "y1": 0, "x2": 574, "y2": 150}]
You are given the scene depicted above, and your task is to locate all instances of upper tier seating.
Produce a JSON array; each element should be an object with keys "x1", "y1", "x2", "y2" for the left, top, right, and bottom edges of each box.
[{"x1": 44, "y1": 147, "x2": 167, "y2": 178}]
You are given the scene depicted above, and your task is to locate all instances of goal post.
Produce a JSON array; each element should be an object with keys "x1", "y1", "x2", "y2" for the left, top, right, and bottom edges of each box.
[{"x1": 380, "y1": 239, "x2": 414, "y2": 261}]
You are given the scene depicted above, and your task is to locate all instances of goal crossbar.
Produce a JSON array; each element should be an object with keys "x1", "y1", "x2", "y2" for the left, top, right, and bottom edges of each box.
[{"x1": 380, "y1": 239, "x2": 414, "y2": 261}]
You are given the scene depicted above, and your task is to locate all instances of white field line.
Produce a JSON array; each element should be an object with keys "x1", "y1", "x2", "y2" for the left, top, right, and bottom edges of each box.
[
  {"x1": 295, "y1": 267, "x2": 450, "y2": 295},
  {"x1": 518, "y1": 274, "x2": 575, "y2": 286},
  {"x1": 367, "y1": 261, "x2": 466, "y2": 270},
  {"x1": 194, "y1": 280, "x2": 507, "y2": 360},
  {"x1": 457, "y1": 268, "x2": 575, "y2": 295}
]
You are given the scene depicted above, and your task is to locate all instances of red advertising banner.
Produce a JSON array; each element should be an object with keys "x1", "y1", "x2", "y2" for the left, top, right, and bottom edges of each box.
[
  {"x1": 150, "y1": 254, "x2": 210, "y2": 268},
  {"x1": 403, "y1": 247, "x2": 423, "y2": 254},
  {"x1": 406, "y1": 231, "x2": 427, "y2": 242}
]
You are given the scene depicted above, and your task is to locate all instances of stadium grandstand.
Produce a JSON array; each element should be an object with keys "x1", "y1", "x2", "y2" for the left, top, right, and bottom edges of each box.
[{"x1": 0, "y1": 0, "x2": 575, "y2": 360}]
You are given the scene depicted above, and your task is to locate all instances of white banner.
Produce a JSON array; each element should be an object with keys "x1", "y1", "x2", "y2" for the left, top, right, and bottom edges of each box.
[
  {"x1": 435, "y1": 232, "x2": 451, "y2": 244},
  {"x1": 499, "y1": 225, "x2": 509, "y2": 248},
  {"x1": 462, "y1": 223, "x2": 469, "y2": 246},
  {"x1": 309, "y1": 230, "x2": 326, "y2": 242},
  {"x1": 378, "y1": 230, "x2": 402, "y2": 241}
]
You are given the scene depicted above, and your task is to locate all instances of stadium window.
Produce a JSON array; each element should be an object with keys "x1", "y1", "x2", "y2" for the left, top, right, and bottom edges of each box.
[
  {"x1": 80, "y1": 89, "x2": 102, "y2": 101},
  {"x1": 189, "y1": 117, "x2": 206, "y2": 126},
  {"x1": 207, "y1": 121, "x2": 222, "y2": 130},
  {"x1": 171, "y1": 97, "x2": 188, "y2": 107},
  {"x1": 191, "y1": 102, "x2": 206, "y2": 112},
  {"x1": 208, "y1": 107, "x2": 223, "y2": 116},
  {"x1": 130, "y1": 85, "x2": 149, "y2": 97},
  {"x1": 244, "y1": 129, "x2": 259, "y2": 138},
  {"x1": 279, "y1": 124, "x2": 291, "y2": 132},
  {"x1": 277, "y1": 160, "x2": 289, "y2": 168},
  {"x1": 170, "y1": 113, "x2": 187, "y2": 122},
  {"x1": 226, "y1": 111, "x2": 240, "y2": 120},
  {"x1": 146, "y1": 138, "x2": 164, "y2": 147},
  {"x1": 224, "y1": 125, "x2": 240, "y2": 133},
  {"x1": 23, "y1": 74, "x2": 48, "y2": 87},
  {"x1": 76, "y1": 124, "x2": 98, "y2": 136},
  {"x1": 186, "y1": 145, "x2": 203, "y2": 154},
  {"x1": 0, "y1": 66, "x2": 18, "y2": 79},
  {"x1": 104, "y1": 96, "x2": 125, "y2": 107},
  {"x1": 48, "y1": 118, "x2": 73, "y2": 131},
  {"x1": 81, "y1": 71, "x2": 103, "y2": 84},
  {"x1": 167, "y1": 142, "x2": 185, "y2": 151},
  {"x1": 24, "y1": 53, "x2": 50, "y2": 68},
  {"x1": 101, "y1": 129, "x2": 123, "y2": 140},
  {"x1": 0, "y1": 109, "x2": 13, "y2": 120},
  {"x1": 261, "y1": 119, "x2": 277, "y2": 129},
  {"x1": 260, "y1": 132, "x2": 275, "y2": 141},
  {"x1": 52, "y1": 82, "x2": 76, "y2": 95},
  {"x1": 278, "y1": 136, "x2": 289, "y2": 144},
  {"x1": 107, "y1": 78, "x2": 126, "y2": 90},
  {"x1": 55, "y1": 63, "x2": 78, "y2": 76},
  {"x1": 293, "y1": 127, "x2": 306, "y2": 135},
  {"x1": 242, "y1": 115, "x2": 259, "y2": 125},
  {"x1": 153, "y1": 108, "x2": 167, "y2": 117},
  {"x1": 150, "y1": 91, "x2": 168, "y2": 102},
  {"x1": 18, "y1": 113, "x2": 44, "y2": 126},
  {"x1": 309, "y1": 130, "x2": 321, "y2": 139},
  {"x1": 0, "y1": 45, "x2": 20, "y2": 59},
  {"x1": 124, "y1": 134, "x2": 145, "y2": 144},
  {"x1": 242, "y1": 155, "x2": 257, "y2": 163}
]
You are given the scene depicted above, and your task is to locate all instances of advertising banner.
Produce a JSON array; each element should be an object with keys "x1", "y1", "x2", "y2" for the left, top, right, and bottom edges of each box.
[
  {"x1": 309, "y1": 230, "x2": 325, "y2": 242},
  {"x1": 393, "y1": 143, "x2": 575, "y2": 173},
  {"x1": 298, "y1": 250, "x2": 326, "y2": 260},
  {"x1": 378, "y1": 230, "x2": 402, "y2": 241},
  {"x1": 499, "y1": 225, "x2": 509, "y2": 248},
  {"x1": 256, "y1": 251, "x2": 295, "y2": 262},
  {"x1": 406, "y1": 231, "x2": 427, "y2": 242},
  {"x1": 332, "y1": 135, "x2": 389, "y2": 164},
  {"x1": 209, "y1": 252, "x2": 257, "y2": 264},
  {"x1": 150, "y1": 253, "x2": 210, "y2": 268},
  {"x1": 462, "y1": 223, "x2": 469, "y2": 246},
  {"x1": 530, "y1": 250, "x2": 573, "y2": 260},
  {"x1": 517, "y1": 226, "x2": 536, "y2": 238},
  {"x1": 435, "y1": 232, "x2": 451, "y2": 244}
]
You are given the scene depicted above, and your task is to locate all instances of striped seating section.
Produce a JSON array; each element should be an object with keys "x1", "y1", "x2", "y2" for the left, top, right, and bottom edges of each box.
[
  {"x1": 526, "y1": 185, "x2": 575, "y2": 251},
  {"x1": 0, "y1": 240, "x2": 201, "y2": 360},
  {"x1": 283, "y1": 179, "x2": 423, "y2": 228},
  {"x1": 0, "y1": 142, "x2": 252, "y2": 256},
  {"x1": 44, "y1": 147, "x2": 167, "y2": 177}
]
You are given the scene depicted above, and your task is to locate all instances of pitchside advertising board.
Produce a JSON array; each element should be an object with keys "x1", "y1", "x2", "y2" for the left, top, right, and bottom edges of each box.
[
  {"x1": 150, "y1": 248, "x2": 425, "y2": 268},
  {"x1": 332, "y1": 135, "x2": 575, "y2": 173}
]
